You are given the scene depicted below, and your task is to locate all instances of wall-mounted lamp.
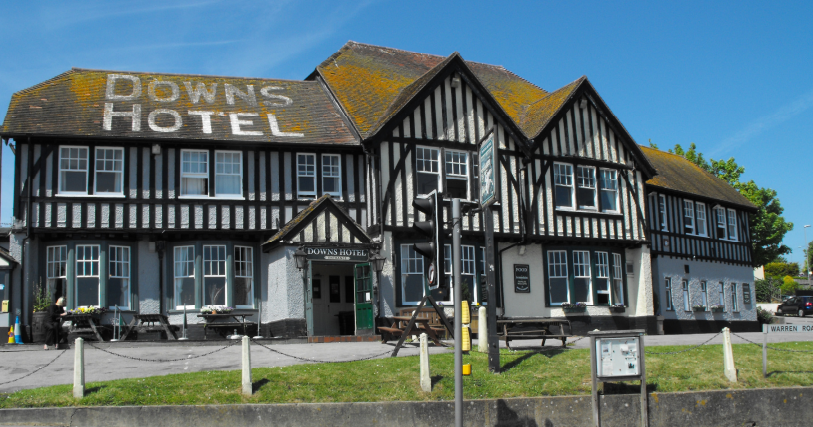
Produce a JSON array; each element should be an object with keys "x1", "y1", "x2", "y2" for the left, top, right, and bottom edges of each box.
[
  {"x1": 370, "y1": 253, "x2": 386, "y2": 273},
  {"x1": 151, "y1": 144, "x2": 161, "y2": 155},
  {"x1": 294, "y1": 247, "x2": 308, "y2": 270}
]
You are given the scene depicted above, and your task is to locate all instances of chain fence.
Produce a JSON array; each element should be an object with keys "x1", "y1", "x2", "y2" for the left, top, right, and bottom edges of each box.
[
  {"x1": 86, "y1": 340, "x2": 239, "y2": 362},
  {"x1": 731, "y1": 331, "x2": 813, "y2": 353},
  {"x1": 250, "y1": 338, "x2": 393, "y2": 363},
  {"x1": 644, "y1": 332, "x2": 723, "y2": 355},
  {"x1": 0, "y1": 349, "x2": 67, "y2": 387}
]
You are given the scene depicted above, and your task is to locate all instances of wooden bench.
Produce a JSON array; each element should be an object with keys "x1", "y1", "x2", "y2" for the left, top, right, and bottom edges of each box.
[
  {"x1": 121, "y1": 314, "x2": 177, "y2": 341},
  {"x1": 497, "y1": 318, "x2": 573, "y2": 348},
  {"x1": 397, "y1": 307, "x2": 448, "y2": 338}
]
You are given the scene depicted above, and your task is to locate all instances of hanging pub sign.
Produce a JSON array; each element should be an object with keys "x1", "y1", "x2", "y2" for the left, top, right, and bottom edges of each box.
[
  {"x1": 304, "y1": 246, "x2": 369, "y2": 262},
  {"x1": 514, "y1": 264, "x2": 530, "y2": 293},
  {"x1": 479, "y1": 128, "x2": 498, "y2": 208},
  {"x1": 742, "y1": 284, "x2": 751, "y2": 304}
]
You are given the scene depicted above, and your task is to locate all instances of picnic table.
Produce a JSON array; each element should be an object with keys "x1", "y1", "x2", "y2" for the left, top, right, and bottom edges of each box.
[
  {"x1": 63, "y1": 313, "x2": 105, "y2": 342},
  {"x1": 378, "y1": 315, "x2": 444, "y2": 346},
  {"x1": 497, "y1": 318, "x2": 573, "y2": 348},
  {"x1": 120, "y1": 314, "x2": 177, "y2": 341},
  {"x1": 197, "y1": 313, "x2": 256, "y2": 339}
]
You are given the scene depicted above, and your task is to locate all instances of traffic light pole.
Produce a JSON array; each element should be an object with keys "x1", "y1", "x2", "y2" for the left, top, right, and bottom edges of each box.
[
  {"x1": 483, "y1": 206, "x2": 500, "y2": 373},
  {"x1": 452, "y1": 198, "x2": 463, "y2": 427}
]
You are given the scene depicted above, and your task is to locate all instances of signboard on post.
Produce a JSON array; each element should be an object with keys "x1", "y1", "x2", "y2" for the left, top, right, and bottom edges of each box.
[
  {"x1": 479, "y1": 129, "x2": 498, "y2": 208},
  {"x1": 514, "y1": 264, "x2": 530, "y2": 293}
]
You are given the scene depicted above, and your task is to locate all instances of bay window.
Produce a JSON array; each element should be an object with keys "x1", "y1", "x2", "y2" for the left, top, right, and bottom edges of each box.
[
  {"x1": 595, "y1": 252, "x2": 610, "y2": 305},
  {"x1": 416, "y1": 147, "x2": 440, "y2": 196},
  {"x1": 174, "y1": 246, "x2": 196, "y2": 309},
  {"x1": 400, "y1": 244, "x2": 425, "y2": 305},
  {"x1": 203, "y1": 245, "x2": 227, "y2": 306},
  {"x1": 546, "y1": 248, "x2": 625, "y2": 306},
  {"x1": 576, "y1": 166, "x2": 597, "y2": 210},
  {"x1": 172, "y1": 242, "x2": 256, "y2": 309},
  {"x1": 612, "y1": 253, "x2": 624, "y2": 305},
  {"x1": 94, "y1": 147, "x2": 124, "y2": 194},
  {"x1": 297, "y1": 153, "x2": 316, "y2": 198},
  {"x1": 234, "y1": 246, "x2": 254, "y2": 308},
  {"x1": 547, "y1": 250, "x2": 569, "y2": 304}
]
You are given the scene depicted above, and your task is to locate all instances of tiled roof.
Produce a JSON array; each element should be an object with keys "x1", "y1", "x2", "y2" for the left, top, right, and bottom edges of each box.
[
  {"x1": 1, "y1": 68, "x2": 357, "y2": 145},
  {"x1": 640, "y1": 146, "x2": 756, "y2": 210},
  {"x1": 518, "y1": 76, "x2": 584, "y2": 138},
  {"x1": 315, "y1": 41, "x2": 548, "y2": 138}
]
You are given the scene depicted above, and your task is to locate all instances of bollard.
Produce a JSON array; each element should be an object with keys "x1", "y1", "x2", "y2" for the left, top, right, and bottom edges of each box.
[
  {"x1": 419, "y1": 333, "x2": 431, "y2": 392},
  {"x1": 722, "y1": 327, "x2": 737, "y2": 382},
  {"x1": 478, "y1": 306, "x2": 487, "y2": 353},
  {"x1": 242, "y1": 336, "x2": 252, "y2": 396},
  {"x1": 73, "y1": 338, "x2": 85, "y2": 398}
]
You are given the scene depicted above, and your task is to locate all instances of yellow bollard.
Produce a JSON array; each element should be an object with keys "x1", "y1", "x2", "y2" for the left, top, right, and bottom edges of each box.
[
  {"x1": 462, "y1": 364, "x2": 471, "y2": 376},
  {"x1": 461, "y1": 326, "x2": 471, "y2": 352},
  {"x1": 461, "y1": 301, "x2": 470, "y2": 325}
]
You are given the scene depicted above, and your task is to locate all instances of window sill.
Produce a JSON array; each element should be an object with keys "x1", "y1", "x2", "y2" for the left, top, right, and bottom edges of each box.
[
  {"x1": 177, "y1": 196, "x2": 246, "y2": 201},
  {"x1": 55, "y1": 193, "x2": 126, "y2": 198},
  {"x1": 168, "y1": 308, "x2": 258, "y2": 314},
  {"x1": 554, "y1": 208, "x2": 623, "y2": 217}
]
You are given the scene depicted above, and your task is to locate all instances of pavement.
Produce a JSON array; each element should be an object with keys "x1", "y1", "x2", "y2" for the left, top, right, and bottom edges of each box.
[{"x1": 2, "y1": 316, "x2": 813, "y2": 394}]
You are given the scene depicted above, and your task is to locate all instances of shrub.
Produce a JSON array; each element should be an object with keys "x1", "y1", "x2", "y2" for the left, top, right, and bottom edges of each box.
[
  {"x1": 755, "y1": 278, "x2": 780, "y2": 302},
  {"x1": 781, "y1": 275, "x2": 799, "y2": 294},
  {"x1": 757, "y1": 306, "x2": 773, "y2": 324}
]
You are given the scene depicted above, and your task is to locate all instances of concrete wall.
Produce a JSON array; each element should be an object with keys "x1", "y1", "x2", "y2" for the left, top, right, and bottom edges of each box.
[{"x1": 265, "y1": 246, "x2": 304, "y2": 322}]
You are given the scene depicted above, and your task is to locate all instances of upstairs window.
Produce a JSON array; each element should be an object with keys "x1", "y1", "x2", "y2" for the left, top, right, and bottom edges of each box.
[
  {"x1": 214, "y1": 151, "x2": 242, "y2": 197},
  {"x1": 95, "y1": 148, "x2": 124, "y2": 195},
  {"x1": 416, "y1": 147, "x2": 440, "y2": 196},
  {"x1": 696, "y1": 202, "x2": 707, "y2": 236},
  {"x1": 727, "y1": 209, "x2": 738, "y2": 241},
  {"x1": 322, "y1": 154, "x2": 341, "y2": 197},
  {"x1": 576, "y1": 166, "x2": 597, "y2": 210},
  {"x1": 683, "y1": 200, "x2": 695, "y2": 234},
  {"x1": 599, "y1": 169, "x2": 618, "y2": 212},
  {"x1": 181, "y1": 150, "x2": 209, "y2": 196},
  {"x1": 297, "y1": 153, "x2": 316, "y2": 198},
  {"x1": 715, "y1": 207, "x2": 727, "y2": 239},
  {"x1": 444, "y1": 150, "x2": 468, "y2": 199},
  {"x1": 59, "y1": 147, "x2": 89, "y2": 194},
  {"x1": 554, "y1": 163, "x2": 574, "y2": 209},
  {"x1": 658, "y1": 195, "x2": 668, "y2": 231},
  {"x1": 547, "y1": 250, "x2": 569, "y2": 304}
]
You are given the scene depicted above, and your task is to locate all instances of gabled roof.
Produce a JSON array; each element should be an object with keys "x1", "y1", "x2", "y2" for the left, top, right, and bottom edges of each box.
[
  {"x1": 264, "y1": 194, "x2": 371, "y2": 247},
  {"x1": 1, "y1": 68, "x2": 357, "y2": 146},
  {"x1": 313, "y1": 41, "x2": 547, "y2": 139},
  {"x1": 518, "y1": 77, "x2": 583, "y2": 138},
  {"x1": 640, "y1": 146, "x2": 757, "y2": 210}
]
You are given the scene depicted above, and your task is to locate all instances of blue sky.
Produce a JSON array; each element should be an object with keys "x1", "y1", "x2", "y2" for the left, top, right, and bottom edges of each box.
[{"x1": 1, "y1": 1, "x2": 811, "y2": 265}]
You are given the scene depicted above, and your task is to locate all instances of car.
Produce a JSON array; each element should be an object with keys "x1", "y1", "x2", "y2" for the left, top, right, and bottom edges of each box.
[{"x1": 776, "y1": 296, "x2": 813, "y2": 317}]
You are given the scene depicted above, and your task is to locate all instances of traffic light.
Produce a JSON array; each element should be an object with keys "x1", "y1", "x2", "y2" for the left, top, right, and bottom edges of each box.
[{"x1": 412, "y1": 190, "x2": 445, "y2": 290}]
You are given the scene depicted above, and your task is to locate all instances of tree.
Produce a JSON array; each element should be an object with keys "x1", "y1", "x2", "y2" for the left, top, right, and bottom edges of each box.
[
  {"x1": 667, "y1": 143, "x2": 793, "y2": 266},
  {"x1": 781, "y1": 275, "x2": 799, "y2": 294},
  {"x1": 764, "y1": 262, "x2": 800, "y2": 279},
  {"x1": 755, "y1": 278, "x2": 781, "y2": 303}
]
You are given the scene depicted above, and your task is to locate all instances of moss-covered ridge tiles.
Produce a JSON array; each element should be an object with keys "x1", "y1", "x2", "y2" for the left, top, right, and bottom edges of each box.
[{"x1": 640, "y1": 145, "x2": 756, "y2": 210}]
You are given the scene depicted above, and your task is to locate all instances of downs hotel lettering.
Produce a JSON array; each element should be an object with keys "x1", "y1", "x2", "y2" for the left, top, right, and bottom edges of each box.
[
  {"x1": 102, "y1": 74, "x2": 304, "y2": 138},
  {"x1": 305, "y1": 247, "x2": 368, "y2": 262}
]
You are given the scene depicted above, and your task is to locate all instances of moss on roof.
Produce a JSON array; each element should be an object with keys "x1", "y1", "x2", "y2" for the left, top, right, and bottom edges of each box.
[
  {"x1": 640, "y1": 145, "x2": 756, "y2": 209},
  {"x1": 518, "y1": 77, "x2": 584, "y2": 138}
]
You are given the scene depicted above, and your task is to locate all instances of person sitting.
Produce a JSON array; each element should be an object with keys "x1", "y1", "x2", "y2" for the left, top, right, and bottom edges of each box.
[{"x1": 44, "y1": 297, "x2": 67, "y2": 350}]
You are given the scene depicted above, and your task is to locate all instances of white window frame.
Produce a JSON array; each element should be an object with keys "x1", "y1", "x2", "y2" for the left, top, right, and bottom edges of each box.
[
  {"x1": 108, "y1": 245, "x2": 130, "y2": 309},
  {"x1": 727, "y1": 209, "x2": 738, "y2": 241},
  {"x1": 442, "y1": 243, "x2": 476, "y2": 305},
  {"x1": 174, "y1": 245, "x2": 196, "y2": 310},
  {"x1": 75, "y1": 244, "x2": 100, "y2": 307},
  {"x1": 234, "y1": 245, "x2": 254, "y2": 308},
  {"x1": 415, "y1": 146, "x2": 440, "y2": 197},
  {"x1": 444, "y1": 150, "x2": 469, "y2": 200},
  {"x1": 599, "y1": 169, "x2": 619, "y2": 213},
  {"x1": 180, "y1": 149, "x2": 209, "y2": 197},
  {"x1": 94, "y1": 147, "x2": 124, "y2": 196},
  {"x1": 297, "y1": 153, "x2": 317, "y2": 198},
  {"x1": 547, "y1": 250, "x2": 570, "y2": 305},
  {"x1": 682, "y1": 280, "x2": 690, "y2": 311},
  {"x1": 203, "y1": 245, "x2": 227, "y2": 306},
  {"x1": 658, "y1": 194, "x2": 668, "y2": 231},
  {"x1": 477, "y1": 246, "x2": 487, "y2": 305},
  {"x1": 47, "y1": 245, "x2": 68, "y2": 302},
  {"x1": 214, "y1": 151, "x2": 243, "y2": 198},
  {"x1": 700, "y1": 281, "x2": 708, "y2": 310},
  {"x1": 718, "y1": 282, "x2": 725, "y2": 307},
  {"x1": 683, "y1": 200, "x2": 695, "y2": 235},
  {"x1": 715, "y1": 207, "x2": 727, "y2": 239},
  {"x1": 612, "y1": 253, "x2": 624, "y2": 306},
  {"x1": 321, "y1": 154, "x2": 342, "y2": 197},
  {"x1": 58, "y1": 146, "x2": 90, "y2": 195},
  {"x1": 731, "y1": 282, "x2": 739, "y2": 312},
  {"x1": 595, "y1": 252, "x2": 610, "y2": 304},
  {"x1": 400, "y1": 244, "x2": 425, "y2": 305},
  {"x1": 573, "y1": 250, "x2": 593, "y2": 304},
  {"x1": 664, "y1": 278, "x2": 673, "y2": 310},
  {"x1": 696, "y1": 202, "x2": 707, "y2": 237},
  {"x1": 576, "y1": 165, "x2": 597, "y2": 210},
  {"x1": 553, "y1": 163, "x2": 574, "y2": 210}
]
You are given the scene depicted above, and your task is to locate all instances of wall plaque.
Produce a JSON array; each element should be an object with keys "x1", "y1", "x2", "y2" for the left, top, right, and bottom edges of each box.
[
  {"x1": 742, "y1": 284, "x2": 751, "y2": 304},
  {"x1": 514, "y1": 264, "x2": 530, "y2": 293}
]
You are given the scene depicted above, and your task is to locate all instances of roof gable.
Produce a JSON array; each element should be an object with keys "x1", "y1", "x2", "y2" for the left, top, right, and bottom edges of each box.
[{"x1": 264, "y1": 194, "x2": 370, "y2": 247}]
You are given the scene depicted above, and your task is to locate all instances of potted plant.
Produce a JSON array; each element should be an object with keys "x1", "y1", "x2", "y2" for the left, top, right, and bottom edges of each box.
[
  {"x1": 65, "y1": 306, "x2": 107, "y2": 316},
  {"x1": 561, "y1": 302, "x2": 587, "y2": 313},
  {"x1": 32, "y1": 279, "x2": 51, "y2": 343},
  {"x1": 710, "y1": 304, "x2": 725, "y2": 313},
  {"x1": 610, "y1": 304, "x2": 626, "y2": 313},
  {"x1": 692, "y1": 305, "x2": 707, "y2": 312},
  {"x1": 201, "y1": 305, "x2": 234, "y2": 315}
]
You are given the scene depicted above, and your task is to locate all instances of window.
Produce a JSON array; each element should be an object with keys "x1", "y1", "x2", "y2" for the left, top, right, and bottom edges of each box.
[
  {"x1": 731, "y1": 283, "x2": 739, "y2": 311},
  {"x1": 47, "y1": 246, "x2": 68, "y2": 302},
  {"x1": 683, "y1": 200, "x2": 695, "y2": 234},
  {"x1": 665, "y1": 278, "x2": 673, "y2": 310},
  {"x1": 95, "y1": 148, "x2": 124, "y2": 194},
  {"x1": 700, "y1": 281, "x2": 708, "y2": 310},
  {"x1": 572, "y1": 250, "x2": 592, "y2": 304},
  {"x1": 547, "y1": 250, "x2": 569, "y2": 304},
  {"x1": 181, "y1": 150, "x2": 209, "y2": 196},
  {"x1": 234, "y1": 246, "x2": 254, "y2": 308},
  {"x1": 612, "y1": 253, "x2": 624, "y2": 305},
  {"x1": 400, "y1": 244, "x2": 425, "y2": 305},
  {"x1": 718, "y1": 282, "x2": 725, "y2": 307},
  {"x1": 658, "y1": 195, "x2": 668, "y2": 231},
  {"x1": 75, "y1": 245, "x2": 100, "y2": 306},
  {"x1": 215, "y1": 151, "x2": 242, "y2": 197},
  {"x1": 715, "y1": 207, "x2": 727, "y2": 239},
  {"x1": 576, "y1": 166, "x2": 597, "y2": 210},
  {"x1": 108, "y1": 246, "x2": 130, "y2": 309},
  {"x1": 696, "y1": 202, "x2": 707, "y2": 236},
  {"x1": 174, "y1": 246, "x2": 195, "y2": 309},
  {"x1": 727, "y1": 209, "x2": 738, "y2": 241},
  {"x1": 554, "y1": 163, "x2": 574, "y2": 209},
  {"x1": 203, "y1": 245, "x2": 227, "y2": 306},
  {"x1": 595, "y1": 252, "x2": 610, "y2": 305},
  {"x1": 477, "y1": 246, "x2": 488, "y2": 304},
  {"x1": 297, "y1": 154, "x2": 316, "y2": 198},
  {"x1": 599, "y1": 169, "x2": 618, "y2": 212},
  {"x1": 445, "y1": 150, "x2": 468, "y2": 199},
  {"x1": 59, "y1": 147, "x2": 89, "y2": 194},
  {"x1": 416, "y1": 147, "x2": 440, "y2": 196},
  {"x1": 682, "y1": 280, "x2": 690, "y2": 311},
  {"x1": 322, "y1": 154, "x2": 341, "y2": 197},
  {"x1": 442, "y1": 244, "x2": 476, "y2": 304}
]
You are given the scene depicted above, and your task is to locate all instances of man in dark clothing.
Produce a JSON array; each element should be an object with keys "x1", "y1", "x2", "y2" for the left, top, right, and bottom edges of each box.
[{"x1": 44, "y1": 297, "x2": 66, "y2": 350}]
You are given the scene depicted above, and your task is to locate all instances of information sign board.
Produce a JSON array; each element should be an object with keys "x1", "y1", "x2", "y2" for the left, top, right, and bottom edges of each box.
[
  {"x1": 514, "y1": 264, "x2": 530, "y2": 293},
  {"x1": 478, "y1": 130, "x2": 498, "y2": 208}
]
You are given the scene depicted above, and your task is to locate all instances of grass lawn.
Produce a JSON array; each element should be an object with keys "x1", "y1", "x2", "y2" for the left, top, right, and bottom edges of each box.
[{"x1": 2, "y1": 341, "x2": 813, "y2": 408}]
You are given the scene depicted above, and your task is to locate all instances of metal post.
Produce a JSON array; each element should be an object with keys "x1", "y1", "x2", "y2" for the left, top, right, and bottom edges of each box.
[
  {"x1": 763, "y1": 323, "x2": 768, "y2": 378},
  {"x1": 453, "y1": 198, "x2": 463, "y2": 427},
  {"x1": 639, "y1": 333, "x2": 648, "y2": 427},
  {"x1": 483, "y1": 207, "x2": 500, "y2": 373},
  {"x1": 253, "y1": 302, "x2": 263, "y2": 339},
  {"x1": 590, "y1": 335, "x2": 599, "y2": 427}
]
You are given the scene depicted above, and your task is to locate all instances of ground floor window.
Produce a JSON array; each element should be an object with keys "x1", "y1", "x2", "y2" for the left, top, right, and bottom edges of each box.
[
  {"x1": 172, "y1": 242, "x2": 257, "y2": 310},
  {"x1": 75, "y1": 245, "x2": 100, "y2": 306},
  {"x1": 682, "y1": 280, "x2": 689, "y2": 311},
  {"x1": 545, "y1": 247, "x2": 625, "y2": 306},
  {"x1": 664, "y1": 278, "x2": 673, "y2": 310},
  {"x1": 731, "y1": 282, "x2": 739, "y2": 311},
  {"x1": 108, "y1": 246, "x2": 130, "y2": 309},
  {"x1": 400, "y1": 241, "x2": 487, "y2": 306},
  {"x1": 47, "y1": 245, "x2": 68, "y2": 302}
]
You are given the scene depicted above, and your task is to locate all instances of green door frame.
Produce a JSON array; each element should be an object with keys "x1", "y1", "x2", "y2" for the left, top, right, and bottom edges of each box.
[{"x1": 354, "y1": 263, "x2": 374, "y2": 335}]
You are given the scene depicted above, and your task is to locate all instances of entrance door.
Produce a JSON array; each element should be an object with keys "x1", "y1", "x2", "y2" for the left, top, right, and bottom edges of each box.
[{"x1": 354, "y1": 263, "x2": 374, "y2": 335}]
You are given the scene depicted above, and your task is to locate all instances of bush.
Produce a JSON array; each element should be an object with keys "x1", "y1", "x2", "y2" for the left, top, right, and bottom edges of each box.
[
  {"x1": 755, "y1": 278, "x2": 780, "y2": 302},
  {"x1": 757, "y1": 306, "x2": 773, "y2": 324},
  {"x1": 781, "y1": 275, "x2": 800, "y2": 294}
]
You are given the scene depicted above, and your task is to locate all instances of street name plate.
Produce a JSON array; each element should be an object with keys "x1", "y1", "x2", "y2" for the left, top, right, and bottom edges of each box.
[{"x1": 766, "y1": 324, "x2": 813, "y2": 333}]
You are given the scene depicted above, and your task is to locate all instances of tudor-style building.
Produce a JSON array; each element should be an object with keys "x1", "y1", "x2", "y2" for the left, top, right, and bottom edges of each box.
[
  {"x1": 1, "y1": 41, "x2": 665, "y2": 338},
  {"x1": 640, "y1": 146, "x2": 758, "y2": 332}
]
